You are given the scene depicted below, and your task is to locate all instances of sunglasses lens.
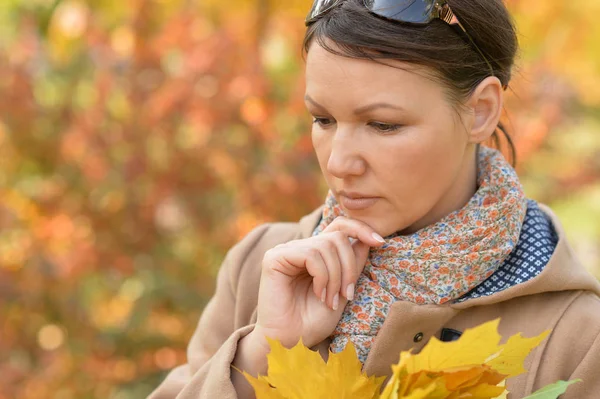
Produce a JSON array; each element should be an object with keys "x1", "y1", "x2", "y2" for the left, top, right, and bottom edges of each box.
[
  {"x1": 364, "y1": 0, "x2": 434, "y2": 23},
  {"x1": 307, "y1": 0, "x2": 340, "y2": 22}
]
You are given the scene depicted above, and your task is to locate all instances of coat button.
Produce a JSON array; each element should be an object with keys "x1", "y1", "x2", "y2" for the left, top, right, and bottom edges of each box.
[{"x1": 413, "y1": 332, "x2": 424, "y2": 343}]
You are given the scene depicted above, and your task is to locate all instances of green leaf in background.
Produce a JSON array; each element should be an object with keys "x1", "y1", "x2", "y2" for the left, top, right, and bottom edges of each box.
[{"x1": 522, "y1": 380, "x2": 581, "y2": 399}]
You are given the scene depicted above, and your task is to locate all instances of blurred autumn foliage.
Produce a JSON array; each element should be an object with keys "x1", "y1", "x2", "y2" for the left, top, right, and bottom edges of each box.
[{"x1": 0, "y1": 0, "x2": 598, "y2": 398}]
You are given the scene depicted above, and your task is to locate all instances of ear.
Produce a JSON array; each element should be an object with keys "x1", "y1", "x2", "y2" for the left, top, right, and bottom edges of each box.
[{"x1": 466, "y1": 77, "x2": 503, "y2": 144}]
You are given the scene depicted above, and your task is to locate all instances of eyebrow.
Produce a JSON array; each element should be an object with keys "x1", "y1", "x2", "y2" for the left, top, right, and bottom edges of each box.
[{"x1": 304, "y1": 95, "x2": 406, "y2": 115}]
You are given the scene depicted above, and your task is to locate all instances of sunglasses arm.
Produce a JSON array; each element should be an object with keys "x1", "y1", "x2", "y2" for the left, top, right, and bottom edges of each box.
[{"x1": 442, "y1": 5, "x2": 504, "y2": 89}]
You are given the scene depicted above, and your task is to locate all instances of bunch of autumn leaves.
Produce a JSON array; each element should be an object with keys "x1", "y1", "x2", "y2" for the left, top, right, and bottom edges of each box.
[{"x1": 238, "y1": 319, "x2": 579, "y2": 399}]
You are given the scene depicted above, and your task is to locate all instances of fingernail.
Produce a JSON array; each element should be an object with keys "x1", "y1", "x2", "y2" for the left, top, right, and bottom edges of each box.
[
  {"x1": 333, "y1": 293, "x2": 339, "y2": 310},
  {"x1": 321, "y1": 288, "x2": 326, "y2": 303},
  {"x1": 372, "y1": 232, "x2": 385, "y2": 243},
  {"x1": 346, "y1": 284, "x2": 355, "y2": 301}
]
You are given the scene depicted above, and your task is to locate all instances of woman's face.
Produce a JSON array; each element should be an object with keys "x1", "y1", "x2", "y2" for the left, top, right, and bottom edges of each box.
[{"x1": 305, "y1": 41, "x2": 480, "y2": 237}]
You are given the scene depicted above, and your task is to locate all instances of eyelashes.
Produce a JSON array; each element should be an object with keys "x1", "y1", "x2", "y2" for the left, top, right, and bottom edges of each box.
[
  {"x1": 312, "y1": 117, "x2": 404, "y2": 134},
  {"x1": 312, "y1": 117, "x2": 333, "y2": 128},
  {"x1": 368, "y1": 121, "x2": 404, "y2": 133}
]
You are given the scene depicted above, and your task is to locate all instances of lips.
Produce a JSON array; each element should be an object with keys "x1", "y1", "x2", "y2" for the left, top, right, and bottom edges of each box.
[{"x1": 337, "y1": 191, "x2": 380, "y2": 211}]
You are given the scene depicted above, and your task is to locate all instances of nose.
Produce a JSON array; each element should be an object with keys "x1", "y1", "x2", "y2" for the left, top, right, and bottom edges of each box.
[{"x1": 326, "y1": 127, "x2": 366, "y2": 178}]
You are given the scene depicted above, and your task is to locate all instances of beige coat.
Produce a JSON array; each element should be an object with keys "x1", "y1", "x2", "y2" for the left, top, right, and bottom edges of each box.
[{"x1": 149, "y1": 204, "x2": 600, "y2": 398}]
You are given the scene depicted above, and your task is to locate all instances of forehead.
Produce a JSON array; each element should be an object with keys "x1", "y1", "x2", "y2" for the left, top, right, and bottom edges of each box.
[{"x1": 305, "y1": 40, "x2": 446, "y2": 109}]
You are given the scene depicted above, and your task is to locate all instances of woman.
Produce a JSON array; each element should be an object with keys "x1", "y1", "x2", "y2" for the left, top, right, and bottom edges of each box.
[{"x1": 150, "y1": 0, "x2": 600, "y2": 398}]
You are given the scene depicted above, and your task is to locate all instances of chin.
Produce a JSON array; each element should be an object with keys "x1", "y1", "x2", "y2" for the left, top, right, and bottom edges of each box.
[
  {"x1": 340, "y1": 201, "x2": 401, "y2": 237},
  {"x1": 372, "y1": 217, "x2": 416, "y2": 237},
  {"x1": 343, "y1": 212, "x2": 396, "y2": 238}
]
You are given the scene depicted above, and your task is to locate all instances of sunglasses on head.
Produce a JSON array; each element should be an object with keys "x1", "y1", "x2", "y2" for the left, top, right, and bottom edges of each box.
[{"x1": 306, "y1": 0, "x2": 501, "y2": 88}]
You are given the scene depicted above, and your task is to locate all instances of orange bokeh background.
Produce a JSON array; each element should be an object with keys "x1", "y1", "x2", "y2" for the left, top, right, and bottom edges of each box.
[{"x1": 0, "y1": 0, "x2": 599, "y2": 397}]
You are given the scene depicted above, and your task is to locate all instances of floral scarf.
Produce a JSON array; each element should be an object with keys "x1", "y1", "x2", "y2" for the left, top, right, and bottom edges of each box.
[{"x1": 311, "y1": 146, "x2": 528, "y2": 363}]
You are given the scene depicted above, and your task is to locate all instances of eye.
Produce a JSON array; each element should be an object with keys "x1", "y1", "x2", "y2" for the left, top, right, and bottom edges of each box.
[
  {"x1": 368, "y1": 121, "x2": 403, "y2": 134},
  {"x1": 313, "y1": 117, "x2": 335, "y2": 128}
]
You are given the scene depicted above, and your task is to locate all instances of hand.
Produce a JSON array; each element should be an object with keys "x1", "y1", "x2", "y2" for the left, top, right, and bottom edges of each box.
[{"x1": 253, "y1": 216, "x2": 386, "y2": 349}]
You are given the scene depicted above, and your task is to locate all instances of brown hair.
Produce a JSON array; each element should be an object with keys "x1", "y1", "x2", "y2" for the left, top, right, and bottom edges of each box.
[{"x1": 303, "y1": 0, "x2": 518, "y2": 164}]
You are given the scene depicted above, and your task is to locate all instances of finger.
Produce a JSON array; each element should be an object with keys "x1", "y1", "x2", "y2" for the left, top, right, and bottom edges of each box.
[
  {"x1": 303, "y1": 247, "x2": 329, "y2": 303},
  {"x1": 329, "y1": 231, "x2": 358, "y2": 301},
  {"x1": 264, "y1": 242, "x2": 330, "y2": 303},
  {"x1": 316, "y1": 238, "x2": 343, "y2": 310},
  {"x1": 352, "y1": 239, "x2": 372, "y2": 273},
  {"x1": 263, "y1": 244, "x2": 312, "y2": 276},
  {"x1": 323, "y1": 216, "x2": 386, "y2": 247}
]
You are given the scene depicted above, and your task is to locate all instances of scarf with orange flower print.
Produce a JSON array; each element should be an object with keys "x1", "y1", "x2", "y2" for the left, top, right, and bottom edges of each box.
[{"x1": 312, "y1": 146, "x2": 528, "y2": 364}]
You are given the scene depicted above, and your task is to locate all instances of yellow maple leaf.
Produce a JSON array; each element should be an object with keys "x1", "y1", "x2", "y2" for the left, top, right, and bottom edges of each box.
[
  {"x1": 399, "y1": 319, "x2": 549, "y2": 378},
  {"x1": 401, "y1": 319, "x2": 502, "y2": 373},
  {"x1": 242, "y1": 337, "x2": 385, "y2": 399},
  {"x1": 241, "y1": 374, "x2": 284, "y2": 399},
  {"x1": 399, "y1": 385, "x2": 437, "y2": 399},
  {"x1": 242, "y1": 319, "x2": 549, "y2": 399},
  {"x1": 381, "y1": 362, "x2": 505, "y2": 399},
  {"x1": 487, "y1": 331, "x2": 549, "y2": 377},
  {"x1": 381, "y1": 319, "x2": 548, "y2": 398}
]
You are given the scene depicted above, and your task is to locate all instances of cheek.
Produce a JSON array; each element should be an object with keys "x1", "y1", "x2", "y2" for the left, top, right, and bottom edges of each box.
[{"x1": 383, "y1": 125, "x2": 466, "y2": 200}]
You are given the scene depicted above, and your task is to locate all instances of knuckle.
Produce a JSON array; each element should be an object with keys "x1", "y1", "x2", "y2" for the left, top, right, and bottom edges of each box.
[
  {"x1": 320, "y1": 238, "x2": 336, "y2": 251},
  {"x1": 306, "y1": 247, "x2": 321, "y2": 260},
  {"x1": 263, "y1": 248, "x2": 276, "y2": 261},
  {"x1": 262, "y1": 250, "x2": 278, "y2": 269},
  {"x1": 327, "y1": 268, "x2": 341, "y2": 284},
  {"x1": 263, "y1": 243, "x2": 288, "y2": 263},
  {"x1": 335, "y1": 233, "x2": 351, "y2": 247},
  {"x1": 331, "y1": 230, "x2": 346, "y2": 241}
]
